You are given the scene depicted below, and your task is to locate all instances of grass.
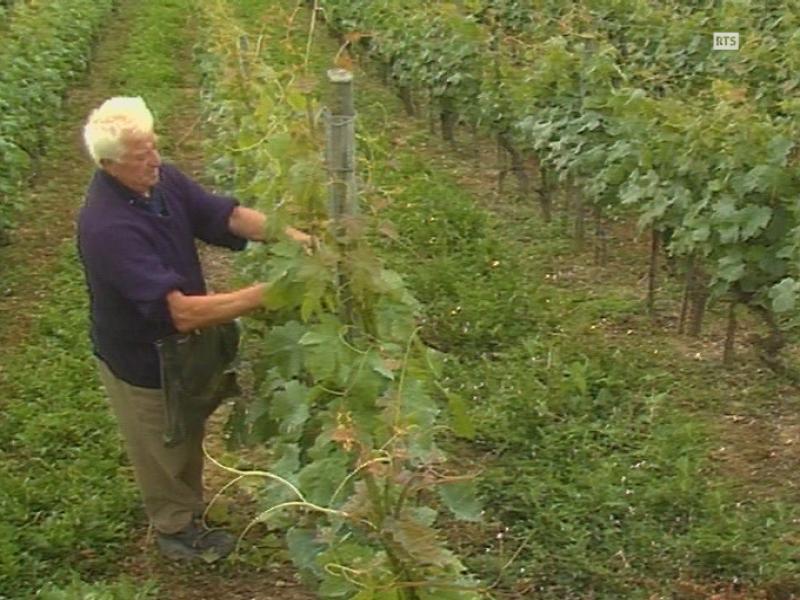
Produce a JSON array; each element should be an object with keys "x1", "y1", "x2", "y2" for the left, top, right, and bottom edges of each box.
[
  {"x1": 0, "y1": 0, "x2": 197, "y2": 597},
  {"x1": 0, "y1": 255, "x2": 142, "y2": 598}
]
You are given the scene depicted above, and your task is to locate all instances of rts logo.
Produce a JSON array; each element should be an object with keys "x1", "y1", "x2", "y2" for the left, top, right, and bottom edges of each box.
[{"x1": 713, "y1": 32, "x2": 740, "y2": 50}]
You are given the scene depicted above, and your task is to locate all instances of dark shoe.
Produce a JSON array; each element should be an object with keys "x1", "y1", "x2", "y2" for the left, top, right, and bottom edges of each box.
[{"x1": 156, "y1": 520, "x2": 236, "y2": 562}]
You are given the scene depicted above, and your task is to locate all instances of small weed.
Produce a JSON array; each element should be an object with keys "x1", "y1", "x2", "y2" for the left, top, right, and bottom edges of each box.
[{"x1": 37, "y1": 576, "x2": 158, "y2": 600}]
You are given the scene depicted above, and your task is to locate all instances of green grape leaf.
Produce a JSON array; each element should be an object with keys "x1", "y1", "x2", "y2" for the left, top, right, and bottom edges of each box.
[
  {"x1": 266, "y1": 131, "x2": 292, "y2": 161},
  {"x1": 297, "y1": 452, "x2": 350, "y2": 506},
  {"x1": 717, "y1": 256, "x2": 745, "y2": 283},
  {"x1": 637, "y1": 196, "x2": 670, "y2": 228},
  {"x1": 400, "y1": 379, "x2": 439, "y2": 430},
  {"x1": 739, "y1": 205, "x2": 773, "y2": 240},
  {"x1": 261, "y1": 278, "x2": 291, "y2": 310},
  {"x1": 368, "y1": 351, "x2": 396, "y2": 381},
  {"x1": 318, "y1": 572, "x2": 357, "y2": 597},
  {"x1": 691, "y1": 225, "x2": 710, "y2": 243},
  {"x1": 437, "y1": 480, "x2": 482, "y2": 522},
  {"x1": 300, "y1": 314, "x2": 345, "y2": 382},
  {"x1": 383, "y1": 515, "x2": 452, "y2": 567},
  {"x1": 316, "y1": 541, "x2": 376, "y2": 597},
  {"x1": 743, "y1": 165, "x2": 791, "y2": 195},
  {"x1": 718, "y1": 223, "x2": 740, "y2": 244},
  {"x1": 619, "y1": 181, "x2": 644, "y2": 206},
  {"x1": 262, "y1": 277, "x2": 305, "y2": 311},
  {"x1": 712, "y1": 196, "x2": 737, "y2": 222},
  {"x1": 767, "y1": 135, "x2": 794, "y2": 166},
  {"x1": 270, "y1": 238, "x2": 303, "y2": 260},
  {"x1": 287, "y1": 526, "x2": 324, "y2": 575},
  {"x1": 375, "y1": 297, "x2": 418, "y2": 342},
  {"x1": 347, "y1": 358, "x2": 386, "y2": 413},
  {"x1": 407, "y1": 505, "x2": 439, "y2": 528},
  {"x1": 299, "y1": 313, "x2": 342, "y2": 346},
  {"x1": 271, "y1": 442, "x2": 301, "y2": 478},
  {"x1": 271, "y1": 380, "x2": 313, "y2": 440},
  {"x1": 769, "y1": 278, "x2": 800, "y2": 313},
  {"x1": 261, "y1": 443, "x2": 302, "y2": 511},
  {"x1": 445, "y1": 390, "x2": 475, "y2": 439},
  {"x1": 262, "y1": 321, "x2": 307, "y2": 379},
  {"x1": 296, "y1": 255, "x2": 333, "y2": 322},
  {"x1": 286, "y1": 90, "x2": 307, "y2": 112}
]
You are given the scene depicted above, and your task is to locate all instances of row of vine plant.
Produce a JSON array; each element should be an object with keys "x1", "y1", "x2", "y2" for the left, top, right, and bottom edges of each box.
[
  {"x1": 195, "y1": 1, "x2": 486, "y2": 598},
  {"x1": 0, "y1": 0, "x2": 117, "y2": 242},
  {"x1": 316, "y1": 0, "x2": 800, "y2": 375}
]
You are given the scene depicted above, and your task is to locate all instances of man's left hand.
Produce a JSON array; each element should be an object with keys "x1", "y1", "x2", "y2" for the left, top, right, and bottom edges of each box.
[{"x1": 285, "y1": 226, "x2": 317, "y2": 253}]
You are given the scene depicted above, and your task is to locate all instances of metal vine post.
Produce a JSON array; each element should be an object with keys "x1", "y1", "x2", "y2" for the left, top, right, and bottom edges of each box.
[{"x1": 325, "y1": 68, "x2": 359, "y2": 329}]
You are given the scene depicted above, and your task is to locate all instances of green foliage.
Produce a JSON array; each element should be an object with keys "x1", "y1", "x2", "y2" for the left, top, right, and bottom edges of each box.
[
  {"x1": 0, "y1": 0, "x2": 115, "y2": 229},
  {"x1": 37, "y1": 576, "x2": 157, "y2": 600},
  {"x1": 195, "y1": 0, "x2": 800, "y2": 598},
  {"x1": 319, "y1": 0, "x2": 800, "y2": 338},
  {"x1": 196, "y1": 1, "x2": 482, "y2": 597},
  {"x1": 104, "y1": 0, "x2": 190, "y2": 132},
  {"x1": 374, "y1": 151, "x2": 800, "y2": 598},
  {"x1": 322, "y1": 45, "x2": 800, "y2": 596},
  {"x1": 0, "y1": 254, "x2": 140, "y2": 598}
]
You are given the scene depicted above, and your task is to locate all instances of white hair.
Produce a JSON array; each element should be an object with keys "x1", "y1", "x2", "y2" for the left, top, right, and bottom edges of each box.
[{"x1": 83, "y1": 97, "x2": 154, "y2": 166}]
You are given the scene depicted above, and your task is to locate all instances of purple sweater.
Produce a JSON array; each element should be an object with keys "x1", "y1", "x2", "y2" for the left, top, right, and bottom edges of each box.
[{"x1": 77, "y1": 164, "x2": 247, "y2": 388}]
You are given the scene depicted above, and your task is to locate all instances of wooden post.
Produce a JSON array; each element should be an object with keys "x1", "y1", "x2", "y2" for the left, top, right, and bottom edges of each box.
[
  {"x1": 326, "y1": 69, "x2": 358, "y2": 329},
  {"x1": 688, "y1": 263, "x2": 709, "y2": 338},
  {"x1": 647, "y1": 227, "x2": 659, "y2": 317},
  {"x1": 573, "y1": 183, "x2": 585, "y2": 250},
  {"x1": 678, "y1": 254, "x2": 695, "y2": 334},
  {"x1": 594, "y1": 205, "x2": 608, "y2": 267},
  {"x1": 723, "y1": 300, "x2": 737, "y2": 367}
]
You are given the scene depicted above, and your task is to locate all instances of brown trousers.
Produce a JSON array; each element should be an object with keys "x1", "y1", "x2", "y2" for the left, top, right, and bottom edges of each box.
[{"x1": 96, "y1": 358, "x2": 204, "y2": 534}]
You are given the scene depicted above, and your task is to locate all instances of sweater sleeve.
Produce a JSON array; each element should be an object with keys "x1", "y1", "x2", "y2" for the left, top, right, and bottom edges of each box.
[{"x1": 165, "y1": 164, "x2": 249, "y2": 251}]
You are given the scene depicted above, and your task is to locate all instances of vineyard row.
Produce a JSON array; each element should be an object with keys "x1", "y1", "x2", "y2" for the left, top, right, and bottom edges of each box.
[
  {"x1": 0, "y1": 0, "x2": 116, "y2": 237},
  {"x1": 317, "y1": 0, "x2": 800, "y2": 370}
]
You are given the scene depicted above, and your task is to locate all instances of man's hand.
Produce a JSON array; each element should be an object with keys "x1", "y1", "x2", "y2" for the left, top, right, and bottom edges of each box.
[
  {"x1": 228, "y1": 206, "x2": 316, "y2": 251},
  {"x1": 285, "y1": 226, "x2": 317, "y2": 253}
]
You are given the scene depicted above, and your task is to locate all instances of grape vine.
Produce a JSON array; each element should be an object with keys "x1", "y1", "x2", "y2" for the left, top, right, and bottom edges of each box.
[
  {"x1": 0, "y1": 0, "x2": 116, "y2": 238},
  {"x1": 319, "y1": 0, "x2": 800, "y2": 371},
  {"x1": 196, "y1": 1, "x2": 485, "y2": 597}
]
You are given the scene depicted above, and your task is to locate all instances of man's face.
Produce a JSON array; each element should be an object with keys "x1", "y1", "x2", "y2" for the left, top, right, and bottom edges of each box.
[{"x1": 103, "y1": 132, "x2": 161, "y2": 195}]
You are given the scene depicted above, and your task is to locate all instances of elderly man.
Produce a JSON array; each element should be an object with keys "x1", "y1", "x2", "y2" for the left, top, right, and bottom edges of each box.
[{"x1": 77, "y1": 96, "x2": 307, "y2": 561}]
